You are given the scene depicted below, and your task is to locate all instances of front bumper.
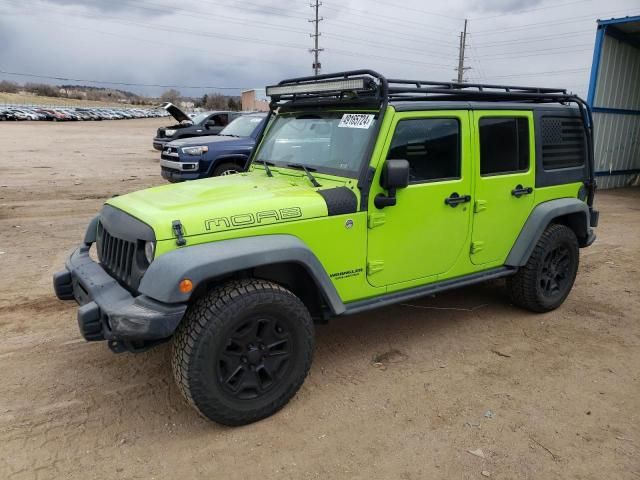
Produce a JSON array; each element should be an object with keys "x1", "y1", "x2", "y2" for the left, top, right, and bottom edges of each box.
[
  {"x1": 160, "y1": 167, "x2": 201, "y2": 182},
  {"x1": 153, "y1": 137, "x2": 168, "y2": 150},
  {"x1": 53, "y1": 246, "x2": 186, "y2": 342},
  {"x1": 160, "y1": 158, "x2": 200, "y2": 172}
]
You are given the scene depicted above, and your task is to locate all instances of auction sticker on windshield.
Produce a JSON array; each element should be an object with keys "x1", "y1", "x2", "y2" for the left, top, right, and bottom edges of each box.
[{"x1": 338, "y1": 114, "x2": 375, "y2": 129}]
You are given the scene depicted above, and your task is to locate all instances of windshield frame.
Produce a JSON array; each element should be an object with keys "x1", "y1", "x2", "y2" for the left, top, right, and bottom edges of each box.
[{"x1": 252, "y1": 109, "x2": 379, "y2": 179}]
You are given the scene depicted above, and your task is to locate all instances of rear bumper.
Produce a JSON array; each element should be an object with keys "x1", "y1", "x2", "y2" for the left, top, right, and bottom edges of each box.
[{"x1": 54, "y1": 246, "x2": 186, "y2": 342}]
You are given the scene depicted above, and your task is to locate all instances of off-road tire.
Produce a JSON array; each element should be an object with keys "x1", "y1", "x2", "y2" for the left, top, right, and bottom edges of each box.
[
  {"x1": 213, "y1": 162, "x2": 241, "y2": 176},
  {"x1": 508, "y1": 223, "x2": 579, "y2": 313},
  {"x1": 171, "y1": 279, "x2": 314, "y2": 426}
]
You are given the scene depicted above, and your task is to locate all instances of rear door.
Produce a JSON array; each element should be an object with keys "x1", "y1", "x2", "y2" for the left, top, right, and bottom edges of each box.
[{"x1": 470, "y1": 111, "x2": 535, "y2": 265}]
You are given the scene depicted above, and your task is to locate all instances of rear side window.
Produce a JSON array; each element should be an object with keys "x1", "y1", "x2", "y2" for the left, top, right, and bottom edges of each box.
[
  {"x1": 479, "y1": 117, "x2": 529, "y2": 175},
  {"x1": 387, "y1": 118, "x2": 460, "y2": 183},
  {"x1": 541, "y1": 117, "x2": 586, "y2": 170}
]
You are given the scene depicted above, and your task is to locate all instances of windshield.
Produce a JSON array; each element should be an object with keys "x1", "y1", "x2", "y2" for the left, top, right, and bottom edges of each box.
[
  {"x1": 254, "y1": 111, "x2": 377, "y2": 177},
  {"x1": 220, "y1": 115, "x2": 265, "y2": 137},
  {"x1": 191, "y1": 112, "x2": 210, "y2": 125}
]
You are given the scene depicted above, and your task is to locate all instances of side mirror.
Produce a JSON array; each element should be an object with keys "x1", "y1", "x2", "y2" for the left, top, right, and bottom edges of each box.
[{"x1": 375, "y1": 159, "x2": 410, "y2": 209}]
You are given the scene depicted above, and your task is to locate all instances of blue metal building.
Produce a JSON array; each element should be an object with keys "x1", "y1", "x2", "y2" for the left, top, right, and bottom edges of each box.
[{"x1": 588, "y1": 15, "x2": 640, "y2": 188}]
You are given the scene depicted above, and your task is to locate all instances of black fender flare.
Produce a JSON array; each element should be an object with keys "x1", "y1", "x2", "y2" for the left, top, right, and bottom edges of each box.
[
  {"x1": 138, "y1": 235, "x2": 346, "y2": 314},
  {"x1": 505, "y1": 198, "x2": 593, "y2": 267}
]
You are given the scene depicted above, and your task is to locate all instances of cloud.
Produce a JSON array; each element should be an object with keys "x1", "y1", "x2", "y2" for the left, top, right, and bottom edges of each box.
[
  {"x1": 39, "y1": 0, "x2": 169, "y2": 17},
  {"x1": 1, "y1": 0, "x2": 610, "y2": 99},
  {"x1": 469, "y1": 0, "x2": 544, "y2": 13}
]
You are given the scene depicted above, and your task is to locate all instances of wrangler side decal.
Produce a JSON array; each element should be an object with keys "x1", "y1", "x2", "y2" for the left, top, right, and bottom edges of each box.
[{"x1": 205, "y1": 207, "x2": 303, "y2": 231}]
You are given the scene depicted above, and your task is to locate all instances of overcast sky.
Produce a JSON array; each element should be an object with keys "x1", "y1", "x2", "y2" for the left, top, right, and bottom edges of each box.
[{"x1": 0, "y1": 0, "x2": 639, "y2": 98}]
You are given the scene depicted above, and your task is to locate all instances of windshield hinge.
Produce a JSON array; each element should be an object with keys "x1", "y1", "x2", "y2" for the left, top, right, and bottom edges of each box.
[
  {"x1": 172, "y1": 220, "x2": 187, "y2": 246},
  {"x1": 474, "y1": 199, "x2": 487, "y2": 213},
  {"x1": 367, "y1": 212, "x2": 386, "y2": 229},
  {"x1": 470, "y1": 241, "x2": 484, "y2": 254},
  {"x1": 367, "y1": 260, "x2": 385, "y2": 276}
]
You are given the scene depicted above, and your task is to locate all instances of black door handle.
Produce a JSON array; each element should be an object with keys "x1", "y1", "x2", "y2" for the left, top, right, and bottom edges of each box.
[
  {"x1": 444, "y1": 192, "x2": 471, "y2": 207},
  {"x1": 511, "y1": 185, "x2": 533, "y2": 198}
]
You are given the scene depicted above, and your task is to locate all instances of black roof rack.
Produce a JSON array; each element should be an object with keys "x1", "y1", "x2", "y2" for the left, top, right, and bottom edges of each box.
[
  {"x1": 264, "y1": 69, "x2": 595, "y2": 208},
  {"x1": 267, "y1": 69, "x2": 587, "y2": 106}
]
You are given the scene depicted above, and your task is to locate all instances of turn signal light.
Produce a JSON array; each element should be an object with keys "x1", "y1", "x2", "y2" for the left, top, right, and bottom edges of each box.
[{"x1": 179, "y1": 279, "x2": 193, "y2": 293}]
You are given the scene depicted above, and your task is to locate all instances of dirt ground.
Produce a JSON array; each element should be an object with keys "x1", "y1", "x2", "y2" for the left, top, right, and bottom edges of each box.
[{"x1": 0, "y1": 118, "x2": 638, "y2": 480}]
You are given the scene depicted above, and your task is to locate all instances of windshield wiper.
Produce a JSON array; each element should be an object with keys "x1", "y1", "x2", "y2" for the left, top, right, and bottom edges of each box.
[
  {"x1": 287, "y1": 163, "x2": 321, "y2": 187},
  {"x1": 256, "y1": 159, "x2": 275, "y2": 177}
]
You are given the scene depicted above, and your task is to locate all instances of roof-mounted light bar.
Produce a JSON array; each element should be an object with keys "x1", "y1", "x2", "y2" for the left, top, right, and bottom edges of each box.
[{"x1": 266, "y1": 78, "x2": 370, "y2": 97}]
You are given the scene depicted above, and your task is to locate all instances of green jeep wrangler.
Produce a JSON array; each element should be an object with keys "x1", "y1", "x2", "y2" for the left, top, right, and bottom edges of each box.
[{"x1": 54, "y1": 70, "x2": 599, "y2": 425}]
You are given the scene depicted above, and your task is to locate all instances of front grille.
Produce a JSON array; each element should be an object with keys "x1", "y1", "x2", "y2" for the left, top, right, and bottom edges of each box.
[
  {"x1": 97, "y1": 222, "x2": 136, "y2": 287},
  {"x1": 161, "y1": 146, "x2": 179, "y2": 160},
  {"x1": 157, "y1": 128, "x2": 165, "y2": 138}
]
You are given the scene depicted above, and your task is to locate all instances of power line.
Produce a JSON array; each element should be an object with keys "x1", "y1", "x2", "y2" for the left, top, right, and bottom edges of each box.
[
  {"x1": 126, "y1": 0, "x2": 309, "y2": 35},
  {"x1": 321, "y1": 1, "x2": 455, "y2": 34},
  {"x1": 487, "y1": 67, "x2": 589, "y2": 79},
  {"x1": 471, "y1": 0, "x2": 592, "y2": 21},
  {"x1": 326, "y1": 48, "x2": 455, "y2": 70},
  {"x1": 472, "y1": 7, "x2": 640, "y2": 35},
  {"x1": 473, "y1": 30, "x2": 594, "y2": 47},
  {"x1": 476, "y1": 43, "x2": 593, "y2": 58},
  {"x1": 322, "y1": 33, "x2": 455, "y2": 59},
  {"x1": 0, "y1": 0, "x2": 306, "y2": 50},
  {"x1": 309, "y1": 0, "x2": 323, "y2": 76},
  {"x1": 366, "y1": 0, "x2": 463, "y2": 21},
  {"x1": 482, "y1": 48, "x2": 593, "y2": 61}
]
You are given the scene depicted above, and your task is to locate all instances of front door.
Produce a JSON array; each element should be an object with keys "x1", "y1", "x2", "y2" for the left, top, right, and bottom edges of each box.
[
  {"x1": 470, "y1": 111, "x2": 535, "y2": 265},
  {"x1": 367, "y1": 111, "x2": 472, "y2": 287}
]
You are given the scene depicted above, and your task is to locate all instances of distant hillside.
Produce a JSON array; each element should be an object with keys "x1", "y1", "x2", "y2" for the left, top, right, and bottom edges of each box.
[
  {"x1": 0, "y1": 92, "x2": 142, "y2": 108},
  {"x1": 0, "y1": 80, "x2": 152, "y2": 105}
]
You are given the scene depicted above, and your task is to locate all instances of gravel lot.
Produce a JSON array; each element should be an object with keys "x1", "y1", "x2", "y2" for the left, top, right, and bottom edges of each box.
[{"x1": 0, "y1": 118, "x2": 638, "y2": 480}]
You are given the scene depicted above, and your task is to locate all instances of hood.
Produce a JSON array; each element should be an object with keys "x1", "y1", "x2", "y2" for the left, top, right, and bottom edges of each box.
[
  {"x1": 105, "y1": 171, "x2": 345, "y2": 241},
  {"x1": 161, "y1": 102, "x2": 191, "y2": 123},
  {"x1": 167, "y1": 135, "x2": 248, "y2": 148}
]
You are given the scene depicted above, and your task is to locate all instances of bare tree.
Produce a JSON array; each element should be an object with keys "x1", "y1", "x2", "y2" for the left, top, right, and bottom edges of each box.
[
  {"x1": 24, "y1": 82, "x2": 60, "y2": 97},
  {"x1": 0, "y1": 80, "x2": 20, "y2": 93},
  {"x1": 205, "y1": 93, "x2": 228, "y2": 110},
  {"x1": 160, "y1": 89, "x2": 181, "y2": 104}
]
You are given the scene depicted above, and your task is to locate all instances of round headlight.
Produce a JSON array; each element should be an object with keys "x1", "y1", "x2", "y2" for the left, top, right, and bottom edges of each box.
[{"x1": 144, "y1": 241, "x2": 155, "y2": 264}]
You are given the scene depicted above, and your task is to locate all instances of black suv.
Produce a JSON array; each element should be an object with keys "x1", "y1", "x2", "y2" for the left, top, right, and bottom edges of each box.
[{"x1": 153, "y1": 103, "x2": 243, "y2": 150}]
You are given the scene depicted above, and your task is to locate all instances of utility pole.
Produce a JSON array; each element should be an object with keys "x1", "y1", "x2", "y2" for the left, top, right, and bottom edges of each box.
[
  {"x1": 455, "y1": 19, "x2": 470, "y2": 83},
  {"x1": 309, "y1": 1, "x2": 323, "y2": 76}
]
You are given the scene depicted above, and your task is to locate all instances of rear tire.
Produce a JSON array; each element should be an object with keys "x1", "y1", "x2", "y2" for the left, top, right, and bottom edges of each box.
[
  {"x1": 213, "y1": 162, "x2": 241, "y2": 176},
  {"x1": 508, "y1": 223, "x2": 579, "y2": 313},
  {"x1": 171, "y1": 279, "x2": 314, "y2": 426}
]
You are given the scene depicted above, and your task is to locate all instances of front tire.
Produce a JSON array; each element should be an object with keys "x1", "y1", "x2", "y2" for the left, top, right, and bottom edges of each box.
[
  {"x1": 508, "y1": 223, "x2": 579, "y2": 313},
  {"x1": 171, "y1": 279, "x2": 314, "y2": 425},
  {"x1": 213, "y1": 162, "x2": 241, "y2": 176}
]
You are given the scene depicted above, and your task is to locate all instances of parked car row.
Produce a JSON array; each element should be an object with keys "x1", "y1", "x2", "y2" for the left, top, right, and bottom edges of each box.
[{"x1": 0, "y1": 105, "x2": 168, "y2": 121}]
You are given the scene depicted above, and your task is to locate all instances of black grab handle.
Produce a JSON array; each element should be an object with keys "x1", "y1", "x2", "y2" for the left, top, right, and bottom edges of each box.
[
  {"x1": 511, "y1": 185, "x2": 533, "y2": 198},
  {"x1": 444, "y1": 193, "x2": 471, "y2": 207}
]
